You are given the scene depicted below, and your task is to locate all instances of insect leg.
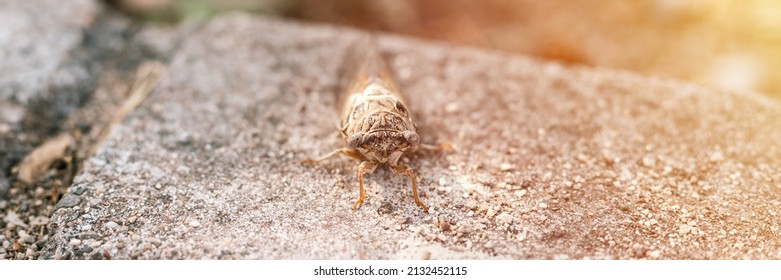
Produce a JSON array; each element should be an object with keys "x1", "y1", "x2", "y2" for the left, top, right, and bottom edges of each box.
[
  {"x1": 353, "y1": 161, "x2": 377, "y2": 210},
  {"x1": 419, "y1": 142, "x2": 454, "y2": 152},
  {"x1": 391, "y1": 164, "x2": 429, "y2": 212},
  {"x1": 301, "y1": 148, "x2": 363, "y2": 165}
]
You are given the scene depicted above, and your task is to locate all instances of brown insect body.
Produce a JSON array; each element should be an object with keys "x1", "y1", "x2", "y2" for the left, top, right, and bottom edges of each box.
[
  {"x1": 340, "y1": 45, "x2": 420, "y2": 166},
  {"x1": 303, "y1": 37, "x2": 429, "y2": 212}
]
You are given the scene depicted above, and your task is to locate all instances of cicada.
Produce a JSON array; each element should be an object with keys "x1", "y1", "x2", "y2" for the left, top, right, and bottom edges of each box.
[{"x1": 302, "y1": 37, "x2": 446, "y2": 212}]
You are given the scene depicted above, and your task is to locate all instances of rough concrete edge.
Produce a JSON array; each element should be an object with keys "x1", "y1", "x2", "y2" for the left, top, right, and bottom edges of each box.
[{"x1": 36, "y1": 14, "x2": 200, "y2": 261}]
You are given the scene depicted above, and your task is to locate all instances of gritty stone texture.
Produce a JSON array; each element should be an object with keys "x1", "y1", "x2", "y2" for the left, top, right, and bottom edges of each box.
[
  {"x1": 1, "y1": 0, "x2": 118, "y2": 199},
  {"x1": 0, "y1": 0, "x2": 102, "y2": 259},
  {"x1": 42, "y1": 14, "x2": 781, "y2": 259},
  {"x1": 56, "y1": 196, "x2": 80, "y2": 208},
  {"x1": 1, "y1": 0, "x2": 95, "y2": 195},
  {"x1": 0, "y1": 0, "x2": 97, "y2": 104},
  {"x1": 0, "y1": 1, "x2": 182, "y2": 259}
]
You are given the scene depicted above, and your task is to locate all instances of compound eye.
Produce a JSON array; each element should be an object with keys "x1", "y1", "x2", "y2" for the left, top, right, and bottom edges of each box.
[
  {"x1": 403, "y1": 131, "x2": 419, "y2": 146},
  {"x1": 395, "y1": 101, "x2": 408, "y2": 114},
  {"x1": 348, "y1": 133, "x2": 375, "y2": 149},
  {"x1": 347, "y1": 133, "x2": 366, "y2": 149}
]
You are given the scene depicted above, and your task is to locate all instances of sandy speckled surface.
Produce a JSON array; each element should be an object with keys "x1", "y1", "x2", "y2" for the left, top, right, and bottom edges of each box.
[{"x1": 41, "y1": 14, "x2": 781, "y2": 259}]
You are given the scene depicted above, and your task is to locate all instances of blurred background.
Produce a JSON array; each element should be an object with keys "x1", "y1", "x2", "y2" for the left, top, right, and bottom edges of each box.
[{"x1": 107, "y1": 0, "x2": 781, "y2": 99}]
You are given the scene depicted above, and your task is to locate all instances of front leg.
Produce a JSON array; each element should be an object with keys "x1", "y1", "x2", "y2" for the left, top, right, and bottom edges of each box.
[
  {"x1": 418, "y1": 142, "x2": 454, "y2": 152},
  {"x1": 391, "y1": 164, "x2": 429, "y2": 212},
  {"x1": 301, "y1": 148, "x2": 363, "y2": 165},
  {"x1": 353, "y1": 161, "x2": 378, "y2": 210}
]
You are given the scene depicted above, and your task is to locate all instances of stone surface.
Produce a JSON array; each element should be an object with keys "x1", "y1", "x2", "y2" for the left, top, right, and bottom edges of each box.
[
  {"x1": 0, "y1": 0, "x2": 97, "y2": 104},
  {"x1": 1, "y1": 0, "x2": 101, "y2": 259},
  {"x1": 0, "y1": 0, "x2": 180, "y2": 260},
  {"x1": 1, "y1": 0, "x2": 106, "y2": 198},
  {"x1": 42, "y1": 14, "x2": 781, "y2": 259}
]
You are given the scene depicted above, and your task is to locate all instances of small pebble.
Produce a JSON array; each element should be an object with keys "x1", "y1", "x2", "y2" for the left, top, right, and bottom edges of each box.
[
  {"x1": 496, "y1": 213, "x2": 513, "y2": 225},
  {"x1": 17, "y1": 230, "x2": 31, "y2": 241},
  {"x1": 4, "y1": 212, "x2": 28, "y2": 228},
  {"x1": 709, "y1": 151, "x2": 724, "y2": 162},
  {"x1": 176, "y1": 166, "x2": 191, "y2": 174},
  {"x1": 25, "y1": 248, "x2": 36, "y2": 258},
  {"x1": 69, "y1": 239, "x2": 82, "y2": 246},
  {"x1": 647, "y1": 250, "x2": 661, "y2": 258},
  {"x1": 539, "y1": 203, "x2": 548, "y2": 209},
  {"x1": 377, "y1": 202, "x2": 394, "y2": 215},
  {"x1": 189, "y1": 220, "x2": 201, "y2": 227},
  {"x1": 21, "y1": 235, "x2": 35, "y2": 245},
  {"x1": 33, "y1": 240, "x2": 45, "y2": 251},
  {"x1": 678, "y1": 224, "x2": 693, "y2": 235},
  {"x1": 500, "y1": 163, "x2": 514, "y2": 171},
  {"x1": 72, "y1": 186, "x2": 87, "y2": 195},
  {"x1": 29, "y1": 216, "x2": 50, "y2": 226},
  {"x1": 642, "y1": 156, "x2": 656, "y2": 167},
  {"x1": 438, "y1": 218, "x2": 451, "y2": 232},
  {"x1": 421, "y1": 251, "x2": 431, "y2": 260},
  {"x1": 105, "y1": 221, "x2": 119, "y2": 229},
  {"x1": 57, "y1": 196, "x2": 80, "y2": 208},
  {"x1": 79, "y1": 231, "x2": 100, "y2": 240},
  {"x1": 445, "y1": 102, "x2": 460, "y2": 113}
]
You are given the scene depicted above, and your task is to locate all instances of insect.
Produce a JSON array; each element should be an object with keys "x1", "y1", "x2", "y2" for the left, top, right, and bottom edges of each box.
[{"x1": 302, "y1": 36, "x2": 447, "y2": 212}]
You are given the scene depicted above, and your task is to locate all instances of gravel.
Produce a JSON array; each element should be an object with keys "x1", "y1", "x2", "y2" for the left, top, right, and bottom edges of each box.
[
  {"x1": 56, "y1": 196, "x2": 81, "y2": 208},
  {"x1": 0, "y1": 0, "x2": 177, "y2": 260},
  {"x1": 0, "y1": 0, "x2": 96, "y2": 258}
]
